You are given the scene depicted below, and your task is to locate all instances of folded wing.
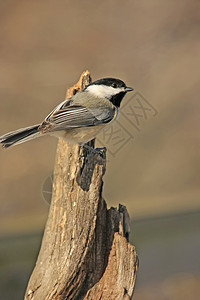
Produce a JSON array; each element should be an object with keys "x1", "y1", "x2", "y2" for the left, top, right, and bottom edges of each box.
[{"x1": 39, "y1": 104, "x2": 115, "y2": 133}]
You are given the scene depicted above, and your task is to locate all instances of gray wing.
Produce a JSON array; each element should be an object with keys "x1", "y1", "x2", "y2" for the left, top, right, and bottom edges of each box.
[
  {"x1": 50, "y1": 105, "x2": 114, "y2": 127},
  {"x1": 40, "y1": 99, "x2": 115, "y2": 132}
]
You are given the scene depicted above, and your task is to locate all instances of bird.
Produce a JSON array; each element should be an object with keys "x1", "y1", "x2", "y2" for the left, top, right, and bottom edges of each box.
[{"x1": 0, "y1": 78, "x2": 133, "y2": 151}]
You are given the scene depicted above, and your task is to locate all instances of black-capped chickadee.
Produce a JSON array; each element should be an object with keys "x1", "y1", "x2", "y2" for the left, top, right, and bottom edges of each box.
[{"x1": 0, "y1": 78, "x2": 133, "y2": 150}]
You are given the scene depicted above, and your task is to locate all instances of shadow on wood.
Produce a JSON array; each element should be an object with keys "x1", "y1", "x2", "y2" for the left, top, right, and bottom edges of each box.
[{"x1": 25, "y1": 71, "x2": 138, "y2": 300}]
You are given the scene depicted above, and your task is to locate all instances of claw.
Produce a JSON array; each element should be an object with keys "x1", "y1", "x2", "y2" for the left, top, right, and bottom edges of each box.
[{"x1": 83, "y1": 144, "x2": 106, "y2": 158}]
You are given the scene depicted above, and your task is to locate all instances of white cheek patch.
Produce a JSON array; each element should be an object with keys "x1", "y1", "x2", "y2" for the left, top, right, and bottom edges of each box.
[{"x1": 86, "y1": 85, "x2": 125, "y2": 98}]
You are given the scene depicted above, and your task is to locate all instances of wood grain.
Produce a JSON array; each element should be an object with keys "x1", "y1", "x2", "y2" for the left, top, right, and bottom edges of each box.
[{"x1": 25, "y1": 71, "x2": 138, "y2": 300}]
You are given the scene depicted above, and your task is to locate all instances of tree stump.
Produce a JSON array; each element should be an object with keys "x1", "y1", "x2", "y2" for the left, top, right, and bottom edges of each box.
[{"x1": 25, "y1": 71, "x2": 138, "y2": 300}]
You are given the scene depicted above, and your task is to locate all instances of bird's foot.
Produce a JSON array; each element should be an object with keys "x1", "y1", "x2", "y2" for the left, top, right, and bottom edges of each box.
[{"x1": 83, "y1": 144, "x2": 106, "y2": 158}]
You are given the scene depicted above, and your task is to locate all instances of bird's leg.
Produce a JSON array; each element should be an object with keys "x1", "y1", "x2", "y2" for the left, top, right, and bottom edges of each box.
[{"x1": 82, "y1": 143, "x2": 106, "y2": 157}]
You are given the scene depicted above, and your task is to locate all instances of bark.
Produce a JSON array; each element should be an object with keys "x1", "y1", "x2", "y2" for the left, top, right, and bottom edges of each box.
[{"x1": 25, "y1": 71, "x2": 138, "y2": 300}]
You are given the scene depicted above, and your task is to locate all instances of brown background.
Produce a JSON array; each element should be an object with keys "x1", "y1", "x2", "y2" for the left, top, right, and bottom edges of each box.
[{"x1": 0, "y1": 0, "x2": 200, "y2": 299}]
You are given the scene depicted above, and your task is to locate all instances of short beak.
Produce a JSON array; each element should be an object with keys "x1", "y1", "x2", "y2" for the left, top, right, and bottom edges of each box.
[{"x1": 125, "y1": 87, "x2": 134, "y2": 92}]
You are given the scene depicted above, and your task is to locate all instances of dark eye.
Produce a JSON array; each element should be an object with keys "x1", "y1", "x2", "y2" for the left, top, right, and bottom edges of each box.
[{"x1": 112, "y1": 83, "x2": 117, "y2": 88}]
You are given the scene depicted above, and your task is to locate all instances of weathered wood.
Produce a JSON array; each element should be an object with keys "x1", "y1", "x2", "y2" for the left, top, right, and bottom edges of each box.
[{"x1": 25, "y1": 71, "x2": 138, "y2": 300}]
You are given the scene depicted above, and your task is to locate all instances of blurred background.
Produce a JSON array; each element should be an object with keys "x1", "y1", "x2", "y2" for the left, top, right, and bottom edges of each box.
[{"x1": 0, "y1": 0, "x2": 200, "y2": 299}]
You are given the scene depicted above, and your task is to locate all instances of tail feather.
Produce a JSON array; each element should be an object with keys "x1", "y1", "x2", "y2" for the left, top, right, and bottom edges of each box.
[{"x1": 0, "y1": 124, "x2": 41, "y2": 148}]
